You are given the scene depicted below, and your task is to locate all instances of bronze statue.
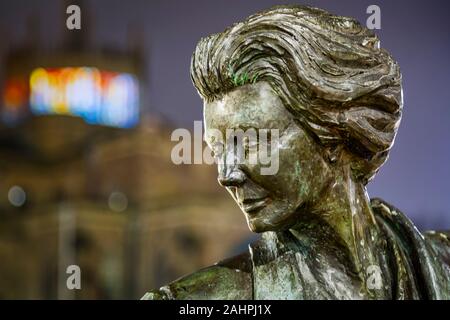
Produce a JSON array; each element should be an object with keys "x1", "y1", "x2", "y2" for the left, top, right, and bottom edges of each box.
[{"x1": 143, "y1": 5, "x2": 450, "y2": 299}]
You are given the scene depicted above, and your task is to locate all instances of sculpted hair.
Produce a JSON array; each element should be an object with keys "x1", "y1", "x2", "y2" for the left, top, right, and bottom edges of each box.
[{"x1": 190, "y1": 5, "x2": 402, "y2": 183}]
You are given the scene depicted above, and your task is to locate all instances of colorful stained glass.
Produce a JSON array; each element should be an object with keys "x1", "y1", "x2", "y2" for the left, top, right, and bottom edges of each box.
[
  {"x1": 28, "y1": 67, "x2": 139, "y2": 128},
  {"x1": 2, "y1": 76, "x2": 29, "y2": 124}
]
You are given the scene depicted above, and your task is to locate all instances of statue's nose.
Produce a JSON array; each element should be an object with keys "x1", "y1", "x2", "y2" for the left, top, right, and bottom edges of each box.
[{"x1": 218, "y1": 167, "x2": 246, "y2": 187}]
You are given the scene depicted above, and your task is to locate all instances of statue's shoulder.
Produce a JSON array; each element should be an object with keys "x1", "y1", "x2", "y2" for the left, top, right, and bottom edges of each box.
[
  {"x1": 423, "y1": 230, "x2": 450, "y2": 266},
  {"x1": 371, "y1": 197, "x2": 450, "y2": 299},
  {"x1": 141, "y1": 251, "x2": 253, "y2": 300}
]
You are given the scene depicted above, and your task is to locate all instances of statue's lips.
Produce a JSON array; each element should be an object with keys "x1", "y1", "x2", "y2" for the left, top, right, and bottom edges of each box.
[{"x1": 241, "y1": 197, "x2": 269, "y2": 214}]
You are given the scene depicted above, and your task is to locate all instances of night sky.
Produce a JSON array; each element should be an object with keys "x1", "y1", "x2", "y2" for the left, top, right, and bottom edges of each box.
[{"x1": 0, "y1": 0, "x2": 449, "y2": 229}]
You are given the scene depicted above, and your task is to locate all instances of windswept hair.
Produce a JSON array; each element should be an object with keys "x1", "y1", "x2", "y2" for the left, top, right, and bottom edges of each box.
[{"x1": 190, "y1": 5, "x2": 402, "y2": 183}]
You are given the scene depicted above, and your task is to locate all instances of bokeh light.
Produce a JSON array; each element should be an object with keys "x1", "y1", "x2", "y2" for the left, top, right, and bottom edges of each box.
[
  {"x1": 7, "y1": 185, "x2": 26, "y2": 207},
  {"x1": 29, "y1": 67, "x2": 139, "y2": 128},
  {"x1": 108, "y1": 191, "x2": 128, "y2": 212}
]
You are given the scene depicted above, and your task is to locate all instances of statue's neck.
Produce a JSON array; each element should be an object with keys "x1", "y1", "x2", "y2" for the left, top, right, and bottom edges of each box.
[
  {"x1": 282, "y1": 165, "x2": 382, "y2": 282},
  {"x1": 312, "y1": 165, "x2": 378, "y2": 260}
]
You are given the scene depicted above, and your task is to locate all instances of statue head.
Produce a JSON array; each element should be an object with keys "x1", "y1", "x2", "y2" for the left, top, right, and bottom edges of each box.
[{"x1": 190, "y1": 5, "x2": 402, "y2": 232}]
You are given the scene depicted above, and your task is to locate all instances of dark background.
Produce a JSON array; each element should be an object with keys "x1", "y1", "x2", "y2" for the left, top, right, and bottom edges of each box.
[
  {"x1": 0, "y1": 0, "x2": 448, "y2": 299},
  {"x1": 0, "y1": 0, "x2": 449, "y2": 228}
]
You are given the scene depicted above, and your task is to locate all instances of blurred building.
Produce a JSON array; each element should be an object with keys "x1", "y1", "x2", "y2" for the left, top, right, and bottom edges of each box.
[{"x1": 0, "y1": 3, "x2": 251, "y2": 299}]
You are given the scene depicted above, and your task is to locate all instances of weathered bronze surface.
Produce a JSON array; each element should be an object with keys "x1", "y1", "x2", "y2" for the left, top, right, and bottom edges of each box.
[{"x1": 143, "y1": 5, "x2": 450, "y2": 299}]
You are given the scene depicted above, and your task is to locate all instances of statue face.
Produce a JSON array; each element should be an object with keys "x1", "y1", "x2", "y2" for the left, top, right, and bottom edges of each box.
[{"x1": 204, "y1": 81, "x2": 332, "y2": 232}]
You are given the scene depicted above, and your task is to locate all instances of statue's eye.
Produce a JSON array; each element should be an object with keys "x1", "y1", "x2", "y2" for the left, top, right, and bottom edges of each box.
[{"x1": 243, "y1": 136, "x2": 258, "y2": 160}]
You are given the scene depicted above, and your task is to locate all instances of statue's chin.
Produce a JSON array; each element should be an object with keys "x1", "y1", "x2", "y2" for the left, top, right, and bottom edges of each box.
[
  {"x1": 246, "y1": 210, "x2": 299, "y2": 233},
  {"x1": 246, "y1": 216, "x2": 282, "y2": 233}
]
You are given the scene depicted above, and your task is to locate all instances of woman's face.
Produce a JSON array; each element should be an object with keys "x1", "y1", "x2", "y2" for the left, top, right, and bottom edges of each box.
[{"x1": 204, "y1": 81, "x2": 333, "y2": 232}]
